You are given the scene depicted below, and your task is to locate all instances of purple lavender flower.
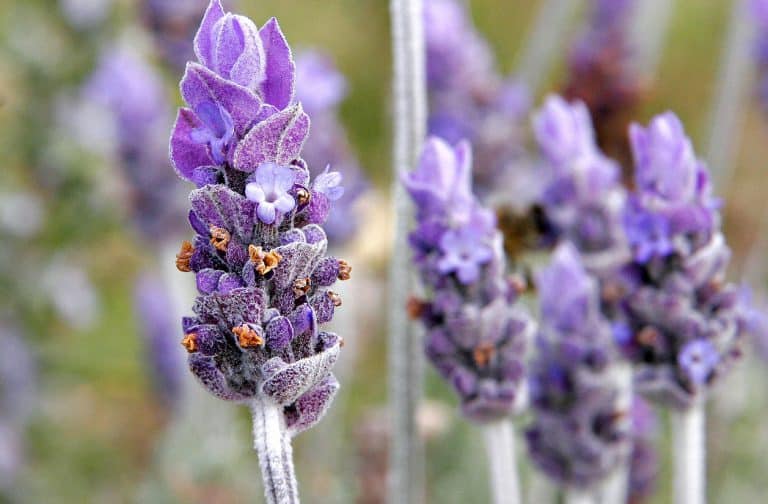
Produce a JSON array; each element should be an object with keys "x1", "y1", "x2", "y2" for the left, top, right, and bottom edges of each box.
[
  {"x1": 134, "y1": 274, "x2": 185, "y2": 408},
  {"x1": 295, "y1": 51, "x2": 367, "y2": 245},
  {"x1": 526, "y1": 244, "x2": 632, "y2": 489},
  {"x1": 404, "y1": 137, "x2": 532, "y2": 422},
  {"x1": 533, "y1": 95, "x2": 629, "y2": 272},
  {"x1": 141, "y1": 0, "x2": 209, "y2": 72},
  {"x1": 564, "y1": 0, "x2": 641, "y2": 174},
  {"x1": 86, "y1": 46, "x2": 187, "y2": 238},
  {"x1": 424, "y1": 0, "x2": 530, "y2": 198},
  {"x1": 617, "y1": 112, "x2": 750, "y2": 410},
  {"x1": 751, "y1": 0, "x2": 768, "y2": 113},
  {"x1": 169, "y1": 0, "x2": 347, "y2": 440}
]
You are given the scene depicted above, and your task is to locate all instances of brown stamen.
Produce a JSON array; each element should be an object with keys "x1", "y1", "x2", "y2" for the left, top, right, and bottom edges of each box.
[
  {"x1": 637, "y1": 326, "x2": 660, "y2": 347},
  {"x1": 508, "y1": 274, "x2": 527, "y2": 295},
  {"x1": 181, "y1": 333, "x2": 198, "y2": 353},
  {"x1": 249, "y1": 245, "x2": 283, "y2": 275},
  {"x1": 233, "y1": 324, "x2": 264, "y2": 348},
  {"x1": 473, "y1": 343, "x2": 495, "y2": 367},
  {"x1": 406, "y1": 297, "x2": 427, "y2": 320},
  {"x1": 210, "y1": 226, "x2": 231, "y2": 252},
  {"x1": 337, "y1": 259, "x2": 352, "y2": 281},
  {"x1": 327, "y1": 291, "x2": 342, "y2": 307},
  {"x1": 296, "y1": 187, "x2": 311, "y2": 206},
  {"x1": 175, "y1": 240, "x2": 194, "y2": 272},
  {"x1": 292, "y1": 277, "x2": 312, "y2": 297}
]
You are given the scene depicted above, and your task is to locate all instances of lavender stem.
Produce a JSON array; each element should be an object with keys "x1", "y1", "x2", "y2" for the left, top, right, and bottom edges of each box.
[
  {"x1": 672, "y1": 405, "x2": 705, "y2": 504},
  {"x1": 515, "y1": 0, "x2": 580, "y2": 92},
  {"x1": 564, "y1": 489, "x2": 597, "y2": 504},
  {"x1": 598, "y1": 364, "x2": 633, "y2": 504},
  {"x1": 388, "y1": 0, "x2": 427, "y2": 503},
  {"x1": 482, "y1": 420, "x2": 521, "y2": 504},
  {"x1": 251, "y1": 396, "x2": 300, "y2": 504},
  {"x1": 705, "y1": 0, "x2": 754, "y2": 190}
]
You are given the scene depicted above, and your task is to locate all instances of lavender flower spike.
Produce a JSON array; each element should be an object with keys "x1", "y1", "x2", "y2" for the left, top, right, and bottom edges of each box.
[
  {"x1": 526, "y1": 244, "x2": 632, "y2": 490},
  {"x1": 405, "y1": 137, "x2": 532, "y2": 503},
  {"x1": 533, "y1": 95, "x2": 629, "y2": 273},
  {"x1": 618, "y1": 111, "x2": 748, "y2": 410},
  {"x1": 170, "y1": 2, "x2": 350, "y2": 502}
]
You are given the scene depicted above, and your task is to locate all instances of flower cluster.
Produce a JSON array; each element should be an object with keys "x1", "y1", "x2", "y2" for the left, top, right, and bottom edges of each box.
[
  {"x1": 295, "y1": 51, "x2": 367, "y2": 245},
  {"x1": 86, "y1": 47, "x2": 187, "y2": 239},
  {"x1": 404, "y1": 137, "x2": 532, "y2": 422},
  {"x1": 617, "y1": 112, "x2": 748, "y2": 409},
  {"x1": 526, "y1": 244, "x2": 631, "y2": 488},
  {"x1": 424, "y1": 0, "x2": 530, "y2": 198},
  {"x1": 169, "y1": 0, "x2": 348, "y2": 434},
  {"x1": 532, "y1": 95, "x2": 629, "y2": 273}
]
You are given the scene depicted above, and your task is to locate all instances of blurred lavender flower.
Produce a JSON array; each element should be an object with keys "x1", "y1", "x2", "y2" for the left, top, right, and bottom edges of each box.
[
  {"x1": 295, "y1": 51, "x2": 367, "y2": 245},
  {"x1": 616, "y1": 112, "x2": 751, "y2": 410},
  {"x1": 404, "y1": 137, "x2": 532, "y2": 422},
  {"x1": 424, "y1": 0, "x2": 531, "y2": 198},
  {"x1": 533, "y1": 95, "x2": 629, "y2": 273},
  {"x1": 0, "y1": 324, "x2": 36, "y2": 494},
  {"x1": 134, "y1": 274, "x2": 185, "y2": 408},
  {"x1": 751, "y1": 0, "x2": 768, "y2": 113},
  {"x1": 564, "y1": 0, "x2": 643, "y2": 173},
  {"x1": 526, "y1": 244, "x2": 632, "y2": 489},
  {"x1": 86, "y1": 46, "x2": 187, "y2": 239},
  {"x1": 59, "y1": 0, "x2": 113, "y2": 30},
  {"x1": 141, "y1": 0, "x2": 209, "y2": 72},
  {"x1": 169, "y1": 2, "x2": 349, "y2": 499}
]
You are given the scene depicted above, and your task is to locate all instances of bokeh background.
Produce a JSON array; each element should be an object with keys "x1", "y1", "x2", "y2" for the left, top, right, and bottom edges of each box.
[{"x1": 1, "y1": 0, "x2": 767, "y2": 502}]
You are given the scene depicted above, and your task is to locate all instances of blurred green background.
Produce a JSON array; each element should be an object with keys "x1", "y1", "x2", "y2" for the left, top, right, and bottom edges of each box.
[{"x1": 1, "y1": 0, "x2": 767, "y2": 502}]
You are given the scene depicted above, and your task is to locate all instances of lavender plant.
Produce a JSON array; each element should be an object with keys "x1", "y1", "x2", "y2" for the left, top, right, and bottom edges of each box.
[
  {"x1": 168, "y1": 2, "x2": 349, "y2": 501},
  {"x1": 627, "y1": 396, "x2": 659, "y2": 504},
  {"x1": 526, "y1": 244, "x2": 632, "y2": 495},
  {"x1": 616, "y1": 112, "x2": 754, "y2": 504},
  {"x1": 753, "y1": 0, "x2": 768, "y2": 112},
  {"x1": 403, "y1": 136, "x2": 532, "y2": 502}
]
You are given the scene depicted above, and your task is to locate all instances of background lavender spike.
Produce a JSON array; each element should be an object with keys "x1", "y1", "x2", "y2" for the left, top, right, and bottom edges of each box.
[
  {"x1": 626, "y1": 396, "x2": 659, "y2": 504},
  {"x1": 295, "y1": 50, "x2": 368, "y2": 245},
  {"x1": 0, "y1": 324, "x2": 36, "y2": 498},
  {"x1": 424, "y1": 0, "x2": 531, "y2": 199},
  {"x1": 404, "y1": 137, "x2": 532, "y2": 503},
  {"x1": 563, "y1": 0, "x2": 644, "y2": 177},
  {"x1": 141, "y1": 0, "x2": 209, "y2": 72},
  {"x1": 85, "y1": 45, "x2": 188, "y2": 240},
  {"x1": 526, "y1": 244, "x2": 632, "y2": 494}
]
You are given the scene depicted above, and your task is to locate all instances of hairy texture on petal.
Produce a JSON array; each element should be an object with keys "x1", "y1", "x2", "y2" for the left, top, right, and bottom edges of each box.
[
  {"x1": 261, "y1": 341, "x2": 340, "y2": 405},
  {"x1": 285, "y1": 374, "x2": 339, "y2": 436},
  {"x1": 259, "y1": 18, "x2": 295, "y2": 109},
  {"x1": 233, "y1": 104, "x2": 310, "y2": 172}
]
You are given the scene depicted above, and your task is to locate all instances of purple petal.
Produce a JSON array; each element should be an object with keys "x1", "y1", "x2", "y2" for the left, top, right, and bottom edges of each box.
[
  {"x1": 170, "y1": 108, "x2": 215, "y2": 180},
  {"x1": 259, "y1": 17, "x2": 295, "y2": 109},
  {"x1": 193, "y1": 0, "x2": 226, "y2": 67}
]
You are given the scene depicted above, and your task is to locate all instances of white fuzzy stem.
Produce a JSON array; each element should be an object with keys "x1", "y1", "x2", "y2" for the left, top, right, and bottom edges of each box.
[
  {"x1": 628, "y1": 0, "x2": 677, "y2": 77},
  {"x1": 514, "y1": 0, "x2": 580, "y2": 92},
  {"x1": 482, "y1": 420, "x2": 521, "y2": 504},
  {"x1": 388, "y1": 0, "x2": 427, "y2": 503},
  {"x1": 705, "y1": 0, "x2": 754, "y2": 190},
  {"x1": 671, "y1": 405, "x2": 706, "y2": 504},
  {"x1": 598, "y1": 364, "x2": 633, "y2": 504},
  {"x1": 251, "y1": 397, "x2": 300, "y2": 504},
  {"x1": 564, "y1": 488, "x2": 597, "y2": 504}
]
